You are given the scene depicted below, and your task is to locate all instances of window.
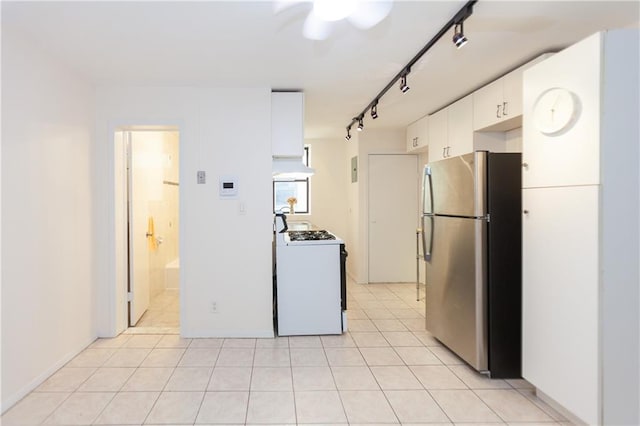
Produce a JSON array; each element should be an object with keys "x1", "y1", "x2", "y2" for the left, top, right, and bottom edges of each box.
[{"x1": 273, "y1": 146, "x2": 310, "y2": 214}]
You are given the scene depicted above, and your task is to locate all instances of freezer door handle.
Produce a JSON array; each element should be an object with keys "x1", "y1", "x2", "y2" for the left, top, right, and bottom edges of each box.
[{"x1": 422, "y1": 215, "x2": 434, "y2": 261}]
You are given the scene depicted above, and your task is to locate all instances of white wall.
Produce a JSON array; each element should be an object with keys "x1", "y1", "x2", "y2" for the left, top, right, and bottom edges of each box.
[
  {"x1": 1, "y1": 30, "x2": 96, "y2": 411},
  {"x1": 296, "y1": 138, "x2": 348, "y2": 241},
  {"x1": 346, "y1": 129, "x2": 410, "y2": 283},
  {"x1": 94, "y1": 86, "x2": 274, "y2": 338}
]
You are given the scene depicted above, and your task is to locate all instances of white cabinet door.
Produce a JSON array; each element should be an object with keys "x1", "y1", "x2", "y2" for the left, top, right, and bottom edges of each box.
[
  {"x1": 447, "y1": 95, "x2": 474, "y2": 157},
  {"x1": 473, "y1": 79, "x2": 503, "y2": 131},
  {"x1": 522, "y1": 185, "x2": 600, "y2": 425},
  {"x1": 428, "y1": 108, "x2": 448, "y2": 161},
  {"x1": 406, "y1": 115, "x2": 428, "y2": 152},
  {"x1": 502, "y1": 67, "x2": 523, "y2": 119},
  {"x1": 272, "y1": 92, "x2": 304, "y2": 157}
]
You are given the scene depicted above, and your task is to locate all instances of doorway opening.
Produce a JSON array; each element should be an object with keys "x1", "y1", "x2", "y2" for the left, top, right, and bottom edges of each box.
[{"x1": 115, "y1": 128, "x2": 180, "y2": 334}]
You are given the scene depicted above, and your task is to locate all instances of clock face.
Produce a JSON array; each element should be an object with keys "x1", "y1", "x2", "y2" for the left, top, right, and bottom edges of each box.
[{"x1": 533, "y1": 88, "x2": 579, "y2": 136}]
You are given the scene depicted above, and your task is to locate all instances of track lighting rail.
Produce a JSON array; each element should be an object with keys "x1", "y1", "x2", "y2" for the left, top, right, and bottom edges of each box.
[{"x1": 345, "y1": 0, "x2": 477, "y2": 139}]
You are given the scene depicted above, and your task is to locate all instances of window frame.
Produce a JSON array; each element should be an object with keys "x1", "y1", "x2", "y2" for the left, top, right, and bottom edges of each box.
[{"x1": 273, "y1": 146, "x2": 310, "y2": 214}]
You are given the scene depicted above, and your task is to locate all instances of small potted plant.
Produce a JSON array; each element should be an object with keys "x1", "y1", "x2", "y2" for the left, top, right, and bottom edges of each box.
[{"x1": 287, "y1": 197, "x2": 297, "y2": 215}]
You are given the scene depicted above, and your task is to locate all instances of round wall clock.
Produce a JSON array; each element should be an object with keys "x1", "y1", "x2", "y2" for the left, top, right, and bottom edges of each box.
[{"x1": 533, "y1": 87, "x2": 580, "y2": 136}]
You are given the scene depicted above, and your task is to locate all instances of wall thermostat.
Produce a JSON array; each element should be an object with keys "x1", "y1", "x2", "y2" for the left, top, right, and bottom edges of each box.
[{"x1": 219, "y1": 176, "x2": 238, "y2": 197}]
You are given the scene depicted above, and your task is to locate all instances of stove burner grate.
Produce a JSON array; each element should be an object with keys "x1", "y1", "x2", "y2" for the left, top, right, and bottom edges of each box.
[{"x1": 288, "y1": 230, "x2": 336, "y2": 241}]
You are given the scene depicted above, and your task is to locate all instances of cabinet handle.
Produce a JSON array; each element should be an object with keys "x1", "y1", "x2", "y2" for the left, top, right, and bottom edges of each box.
[
  {"x1": 414, "y1": 137, "x2": 418, "y2": 147},
  {"x1": 522, "y1": 162, "x2": 529, "y2": 170},
  {"x1": 442, "y1": 147, "x2": 447, "y2": 158},
  {"x1": 496, "y1": 104, "x2": 502, "y2": 118},
  {"x1": 503, "y1": 101, "x2": 508, "y2": 116},
  {"x1": 523, "y1": 209, "x2": 530, "y2": 215},
  {"x1": 446, "y1": 146, "x2": 450, "y2": 157}
]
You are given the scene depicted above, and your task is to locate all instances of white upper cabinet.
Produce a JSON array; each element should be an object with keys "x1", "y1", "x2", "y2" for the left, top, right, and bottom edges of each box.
[
  {"x1": 428, "y1": 94, "x2": 473, "y2": 161},
  {"x1": 271, "y1": 92, "x2": 304, "y2": 157},
  {"x1": 474, "y1": 54, "x2": 552, "y2": 132},
  {"x1": 427, "y1": 107, "x2": 448, "y2": 160},
  {"x1": 406, "y1": 114, "x2": 429, "y2": 152},
  {"x1": 447, "y1": 94, "x2": 474, "y2": 158}
]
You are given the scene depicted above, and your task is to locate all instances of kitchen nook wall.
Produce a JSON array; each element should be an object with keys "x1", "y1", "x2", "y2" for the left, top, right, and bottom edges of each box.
[
  {"x1": 1, "y1": 29, "x2": 96, "y2": 411},
  {"x1": 297, "y1": 138, "x2": 348, "y2": 241},
  {"x1": 346, "y1": 129, "x2": 409, "y2": 283},
  {"x1": 95, "y1": 87, "x2": 273, "y2": 338}
]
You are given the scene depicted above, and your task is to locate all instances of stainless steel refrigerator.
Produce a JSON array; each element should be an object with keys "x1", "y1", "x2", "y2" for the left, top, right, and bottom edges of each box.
[{"x1": 421, "y1": 151, "x2": 521, "y2": 378}]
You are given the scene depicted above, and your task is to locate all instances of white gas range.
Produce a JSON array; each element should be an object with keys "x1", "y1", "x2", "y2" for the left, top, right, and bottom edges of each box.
[{"x1": 274, "y1": 214, "x2": 347, "y2": 336}]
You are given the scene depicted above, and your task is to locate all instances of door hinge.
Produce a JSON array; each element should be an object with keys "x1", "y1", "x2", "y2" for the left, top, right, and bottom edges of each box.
[{"x1": 127, "y1": 292, "x2": 133, "y2": 302}]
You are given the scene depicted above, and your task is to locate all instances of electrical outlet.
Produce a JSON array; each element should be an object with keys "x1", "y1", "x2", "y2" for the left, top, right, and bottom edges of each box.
[{"x1": 211, "y1": 301, "x2": 218, "y2": 313}]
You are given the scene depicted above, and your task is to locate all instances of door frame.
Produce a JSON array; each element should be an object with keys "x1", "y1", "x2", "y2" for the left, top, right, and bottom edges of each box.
[{"x1": 112, "y1": 124, "x2": 181, "y2": 334}]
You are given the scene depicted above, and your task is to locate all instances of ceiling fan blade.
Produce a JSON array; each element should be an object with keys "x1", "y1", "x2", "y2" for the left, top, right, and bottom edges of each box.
[
  {"x1": 347, "y1": 0, "x2": 393, "y2": 29},
  {"x1": 303, "y1": 11, "x2": 333, "y2": 40}
]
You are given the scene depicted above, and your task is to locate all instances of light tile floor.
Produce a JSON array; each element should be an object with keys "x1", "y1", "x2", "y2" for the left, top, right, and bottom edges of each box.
[{"x1": 2, "y1": 281, "x2": 571, "y2": 425}]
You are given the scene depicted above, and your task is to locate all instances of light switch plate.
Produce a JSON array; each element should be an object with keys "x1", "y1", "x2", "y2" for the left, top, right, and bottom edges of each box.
[{"x1": 197, "y1": 171, "x2": 206, "y2": 184}]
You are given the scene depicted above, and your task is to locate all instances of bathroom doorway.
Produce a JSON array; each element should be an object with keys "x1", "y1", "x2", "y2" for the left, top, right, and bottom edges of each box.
[{"x1": 115, "y1": 128, "x2": 180, "y2": 333}]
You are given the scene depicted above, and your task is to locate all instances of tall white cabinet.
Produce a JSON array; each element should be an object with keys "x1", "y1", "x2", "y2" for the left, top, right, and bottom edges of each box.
[{"x1": 522, "y1": 29, "x2": 639, "y2": 425}]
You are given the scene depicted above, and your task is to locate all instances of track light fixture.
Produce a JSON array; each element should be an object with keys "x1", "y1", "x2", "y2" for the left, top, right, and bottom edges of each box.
[
  {"x1": 453, "y1": 22, "x2": 468, "y2": 48},
  {"x1": 343, "y1": 0, "x2": 476, "y2": 139},
  {"x1": 399, "y1": 74, "x2": 410, "y2": 93},
  {"x1": 345, "y1": 127, "x2": 352, "y2": 141}
]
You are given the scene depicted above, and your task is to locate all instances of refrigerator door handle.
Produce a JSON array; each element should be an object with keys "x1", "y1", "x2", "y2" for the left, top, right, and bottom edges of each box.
[{"x1": 422, "y1": 215, "x2": 434, "y2": 261}]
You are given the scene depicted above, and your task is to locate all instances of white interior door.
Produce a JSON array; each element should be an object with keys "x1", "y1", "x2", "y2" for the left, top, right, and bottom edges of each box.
[
  {"x1": 128, "y1": 132, "x2": 152, "y2": 326},
  {"x1": 368, "y1": 154, "x2": 419, "y2": 283}
]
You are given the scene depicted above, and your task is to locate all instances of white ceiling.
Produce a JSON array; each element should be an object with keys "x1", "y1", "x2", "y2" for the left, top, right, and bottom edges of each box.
[{"x1": 2, "y1": 1, "x2": 639, "y2": 139}]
